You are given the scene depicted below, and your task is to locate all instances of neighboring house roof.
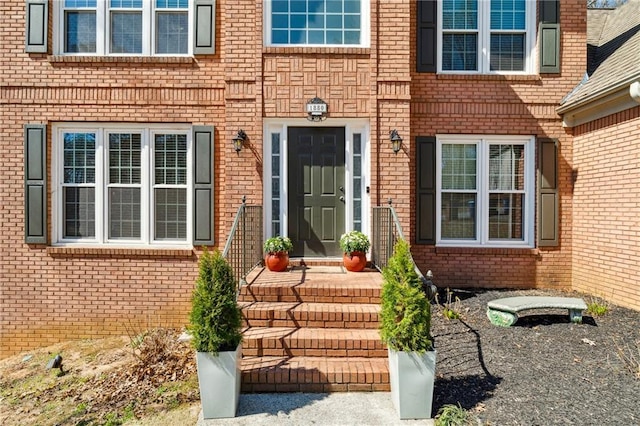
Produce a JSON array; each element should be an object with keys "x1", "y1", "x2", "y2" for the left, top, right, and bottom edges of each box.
[{"x1": 558, "y1": 0, "x2": 640, "y2": 125}]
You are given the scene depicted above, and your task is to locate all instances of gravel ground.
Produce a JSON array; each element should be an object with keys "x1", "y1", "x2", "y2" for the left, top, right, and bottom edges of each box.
[
  {"x1": 200, "y1": 288, "x2": 640, "y2": 425},
  {"x1": 432, "y1": 288, "x2": 640, "y2": 425}
]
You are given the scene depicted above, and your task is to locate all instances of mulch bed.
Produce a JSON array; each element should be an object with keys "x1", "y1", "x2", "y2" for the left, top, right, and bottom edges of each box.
[{"x1": 430, "y1": 288, "x2": 640, "y2": 425}]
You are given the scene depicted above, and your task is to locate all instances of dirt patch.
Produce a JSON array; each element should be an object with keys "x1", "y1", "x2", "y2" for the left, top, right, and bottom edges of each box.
[{"x1": 0, "y1": 329, "x2": 199, "y2": 426}]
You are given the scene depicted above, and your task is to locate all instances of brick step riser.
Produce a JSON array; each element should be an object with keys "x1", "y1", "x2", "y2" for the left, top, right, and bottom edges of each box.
[
  {"x1": 243, "y1": 347, "x2": 387, "y2": 358},
  {"x1": 241, "y1": 382, "x2": 391, "y2": 393},
  {"x1": 239, "y1": 294, "x2": 381, "y2": 304},
  {"x1": 241, "y1": 371, "x2": 390, "y2": 393},
  {"x1": 243, "y1": 318, "x2": 380, "y2": 329}
]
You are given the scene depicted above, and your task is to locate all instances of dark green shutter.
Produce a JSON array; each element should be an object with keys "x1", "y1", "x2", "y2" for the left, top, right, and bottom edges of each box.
[
  {"x1": 537, "y1": 138, "x2": 559, "y2": 247},
  {"x1": 25, "y1": 0, "x2": 48, "y2": 53},
  {"x1": 24, "y1": 124, "x2": 47, "y2": 244},
  {"x1": 539, "y1": 0, "x2": 560, "y2": 73},
  {"x1": 194, "y1": 0, "x2": 215, "y2": 54},
  {"x1": 416, "y1": 136, "x2": 436, "y2": 244},
  {"x1": 193, "y1": 126, "x2": 214, "y2": 246},
  {"x1": 417, "y1": 0, "x2": 437, "y2": 73}
]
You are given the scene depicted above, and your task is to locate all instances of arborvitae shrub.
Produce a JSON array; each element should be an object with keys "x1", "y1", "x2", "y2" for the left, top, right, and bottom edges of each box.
[
  {"x1": 189, "y1": 249, "x2": 242, "y2": 353},
  {"x1": 380, "y1": 240, "x2": 433, "y2": 352}
]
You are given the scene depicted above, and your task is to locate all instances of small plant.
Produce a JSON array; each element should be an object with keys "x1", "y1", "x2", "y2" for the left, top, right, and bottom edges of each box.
[
  {"x1": 380, "y1": 240, "x2": 432, "y2": 352},
  {"x1": 263, "y1": 235, "x2": 293, "y2": 254},
  {"x1": 586, "y1": 299, "x2": 609, "y2": 317},
  {"x1": 436, "y1": 288, "x2": 462, "y2": 320},
  {"x1": 613, "y1": 338, "x2": 640, "y2": 380},
  {"x1": 189, "y1": 249, "x2": 242, "y2": 353},
  {"x1": 435, "y1": 403, "x2": 470, "y2": 426},
  {"x1": 339, "y1": 230, "x2": 371, "y2": 255}
]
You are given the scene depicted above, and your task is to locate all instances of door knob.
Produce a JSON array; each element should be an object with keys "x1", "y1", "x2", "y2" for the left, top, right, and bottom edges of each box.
[{"x1": 339, "y1": 196, "x2": 345, "y2": 202}]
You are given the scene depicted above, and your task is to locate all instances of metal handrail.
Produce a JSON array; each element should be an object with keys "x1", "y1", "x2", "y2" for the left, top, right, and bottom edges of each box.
[
  {"x1": 371, "y1": 200, "x2": 437, "y2": 299},
  {"x1": 222, "y1": 196, "x2": 263, "y2": 295}
]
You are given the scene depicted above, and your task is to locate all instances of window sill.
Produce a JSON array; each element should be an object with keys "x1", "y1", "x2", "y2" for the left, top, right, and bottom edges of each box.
[
  {"x1": 434, "y1": 246, "x2": 539, "y2": 256},
  {"x1": 263, "y1": 46, "x2": 370, "y2": 55},
  {"x1": 48, "y1": 55, "x2": 197, "y2": 65},
  {"x1": 435, "y1": 73, "x2": 542, "y2": 82},
  {"x1": 47, "y1": 246, "x2": 195, "y2": 258}
]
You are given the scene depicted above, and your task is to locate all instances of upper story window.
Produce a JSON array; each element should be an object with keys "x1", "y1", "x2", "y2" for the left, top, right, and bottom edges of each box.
[
  {"x1": 439, "y1": 0, "x2": 535, "y2": 74},
  {"x1": 57, "y1": 0, "x2": 191, "y2": 56},
  {"x1": 265, "y1": 0, "x2": 370, "y2": 47},
  {"x1": 436, "y1": 135, "x2": 535, "y2": 247}
]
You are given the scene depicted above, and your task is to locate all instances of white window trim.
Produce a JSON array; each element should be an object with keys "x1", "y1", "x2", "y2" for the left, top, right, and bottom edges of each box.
[
  {"x1": 437, "y1": 0, "x2": 536, "y2": 74},
  {"x1": 263, "y1": 119, "x2": 371, "y2": 246},
  {"x1": 263, "y1": 0, "x2": 370, "y2": 48},
  {"x1": 435, "y1": 134, "x2": 535, "y2": 248},
  {"x1": 53, "y1": 0, "x2": 194, "y2": 56},
  {"x1": 52, "y1": 123, "x2": 193, "y2": 248}
]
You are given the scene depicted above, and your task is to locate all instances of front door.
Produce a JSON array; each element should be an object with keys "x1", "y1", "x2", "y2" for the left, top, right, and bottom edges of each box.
[{"x1": 288, "y1": 127, "x2": 345, "y2": 257}]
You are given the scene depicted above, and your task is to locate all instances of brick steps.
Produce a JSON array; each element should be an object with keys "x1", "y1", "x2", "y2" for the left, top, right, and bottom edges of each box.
[
  {"x1": 241, "y1": 356, "x2": 390, "y2": 393},
  {"x1": 240, "y1": 263, "x2": 387, "y2": 393},
  {"x1": 242, "y1": 327, "x2": 387, "y2": 357},
  {"x1": 239, "y1": 280, "x2": 381, "y2": 304},
  {"x1": 240, "y1": 301, "x2": 380, "y2": 329}
]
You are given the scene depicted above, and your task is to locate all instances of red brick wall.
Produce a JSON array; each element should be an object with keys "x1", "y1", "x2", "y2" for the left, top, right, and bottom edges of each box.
[
  {"x1": 571, "y1": 106, "x2": 640, "y2": 310},
  {"x1": 408, "y1": 0, "x2": 586, "y2": 291},
  {"x1": 1, "y1": 0, "x2": 592, "y2": 357},
  {"x1": 0, "y1": 0, "x2": 230, "y2": 357}
]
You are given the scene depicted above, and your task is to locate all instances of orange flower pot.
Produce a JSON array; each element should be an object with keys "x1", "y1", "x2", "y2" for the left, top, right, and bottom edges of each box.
[
  {"x1": 265, "y1": 252, "x2": 289, "y2": 272},
  {"x1": 343, "y1": 251, "x2": 367, "y2": 272}
]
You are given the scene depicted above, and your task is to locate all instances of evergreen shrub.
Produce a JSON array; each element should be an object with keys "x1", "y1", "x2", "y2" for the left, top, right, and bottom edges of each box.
[
  {"x1": 189, "y1": 249, "x2": 242, "y2": 353},
  {"x1": 380, "y1": 240, "x2": 433, "y2": 352}
]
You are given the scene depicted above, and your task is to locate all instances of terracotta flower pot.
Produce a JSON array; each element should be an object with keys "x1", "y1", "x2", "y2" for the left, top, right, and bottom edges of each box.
[
  {"x1": 265, "y1": 252, "x2": 289, "y2": 272},
  {"x1": 343, "y1": 251, "x2": 367, "y2": 272}
]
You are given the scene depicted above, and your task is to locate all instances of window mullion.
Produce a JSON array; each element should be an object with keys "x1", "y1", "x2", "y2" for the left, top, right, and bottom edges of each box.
[
  {"x1": 478, "y1": 140, "x2": 486, "y2": 244},
  {"x1": 98, "y1": 0, "x2": 106, "y2": 55},
  {"x1": 144, "y1": 0, "x2": 152, "y2": 55},
  {"x1": 96, "y1": 130, "x2": 105, "y2": 243},
  {"x1": 141, "y1": 130, "x2": 150, "y2": 243}
]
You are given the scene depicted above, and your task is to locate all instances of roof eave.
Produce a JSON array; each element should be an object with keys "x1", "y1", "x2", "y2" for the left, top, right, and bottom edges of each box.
[{"x1": 557, "y1": 78, "x2": 640, "y2": 127}]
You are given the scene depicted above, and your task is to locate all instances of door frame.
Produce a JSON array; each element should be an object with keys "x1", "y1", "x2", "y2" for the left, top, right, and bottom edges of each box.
[{"x1": 263, "y1": 119, "x2": 370, "y2": 254}]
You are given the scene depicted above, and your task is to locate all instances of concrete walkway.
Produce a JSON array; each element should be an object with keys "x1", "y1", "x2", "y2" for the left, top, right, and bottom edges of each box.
[{"x1": 197, "y1": 392, "x2": 434, "y2": 425}]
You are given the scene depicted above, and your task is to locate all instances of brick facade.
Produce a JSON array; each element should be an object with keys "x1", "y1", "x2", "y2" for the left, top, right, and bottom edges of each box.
[
  {"x1": 0, "y1": 0, "x2": 596, "y2": 358},
  {"x1": 571, "y1": 106, "x2": 640, "y2": 310}
]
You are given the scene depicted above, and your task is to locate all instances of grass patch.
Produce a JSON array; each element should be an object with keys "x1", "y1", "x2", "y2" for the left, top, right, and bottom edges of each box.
[
  {"x1": 586, "y1": 299, "x2": 609, "y2": 317},
  {"x1": 435, "y1": 403, "x2": 470, "y2": 426}
]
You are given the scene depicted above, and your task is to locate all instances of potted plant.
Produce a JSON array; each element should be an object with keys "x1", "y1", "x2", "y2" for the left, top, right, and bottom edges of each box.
[
  {"x1": 189, "y1": 249, "x2": 243, "y2": 419},
  {"x1": 380, "y1": 240, "x2": 435, "y2": 419},
  {"x1": 339, "y1": 230, "x2": 370, "y2": 272},
  {"x1": 263, "y1": 235, "x2": 293, "y2": 272}
]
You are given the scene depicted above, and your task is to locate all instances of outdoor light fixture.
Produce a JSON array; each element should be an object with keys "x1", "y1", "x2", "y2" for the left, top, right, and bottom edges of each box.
[
  {"x1": 232, "y1": 129, "x2": 247, "y2": 152},
  {"x1": 390, "y1": 129, "x2": 403, "y2": 154}
]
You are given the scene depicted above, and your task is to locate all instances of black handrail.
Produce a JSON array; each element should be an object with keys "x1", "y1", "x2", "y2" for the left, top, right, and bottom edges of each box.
[
  {"x1": 222, "y1": 196, "x2": 263, "y2": 296},
  {"x1": 371, "y1": 200, "x2": 437, "y2": 299}
]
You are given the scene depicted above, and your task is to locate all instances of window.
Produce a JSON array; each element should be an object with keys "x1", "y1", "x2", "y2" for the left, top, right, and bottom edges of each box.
[
  {"x1": 265, "y1": 0, "x2": 369, "y2": 47},
  {"x1": 58, "y1": 0, "x2": 190, "y2": 55},
  {"x1": 437, "y1": 135, "x2": 534, "y2": 247},
  {"x1": 54, "y1": 124, "x2": 192, "y2": 245},
  {"x1": 439, "y1": 0, "x2": 535, "y2": 73}
]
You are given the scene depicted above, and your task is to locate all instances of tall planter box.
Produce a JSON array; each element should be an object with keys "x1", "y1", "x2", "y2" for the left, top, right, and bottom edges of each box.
[
  {"x1": 196, "y1": 343, "x2": 242, "y2": 419},
  {"x1": 388, "y1": 348, "x2": 436, "y2": 420}
]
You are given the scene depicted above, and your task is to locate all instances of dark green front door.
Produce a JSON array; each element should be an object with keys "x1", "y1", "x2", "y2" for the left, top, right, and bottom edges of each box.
[{"x1": 288, "y1": 127, "x2": 345, "y2": 257}]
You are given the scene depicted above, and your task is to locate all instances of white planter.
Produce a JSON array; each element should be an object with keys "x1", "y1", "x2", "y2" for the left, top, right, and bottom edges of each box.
[
  {"x1": 388, "y1": 348, "x2": 436, "y2": 420},
  {"x1": 196, "y1": 343, "x2": 242, "y2": 419}
]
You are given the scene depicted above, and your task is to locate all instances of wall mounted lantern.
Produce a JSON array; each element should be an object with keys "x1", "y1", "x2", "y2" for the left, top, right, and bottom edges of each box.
[
  {"x1": 232, "y1": 129, "x2": 247, "y2": 152},
  {"x1": 390, "y1": 129, "x2": 403, "y2": 154}
]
